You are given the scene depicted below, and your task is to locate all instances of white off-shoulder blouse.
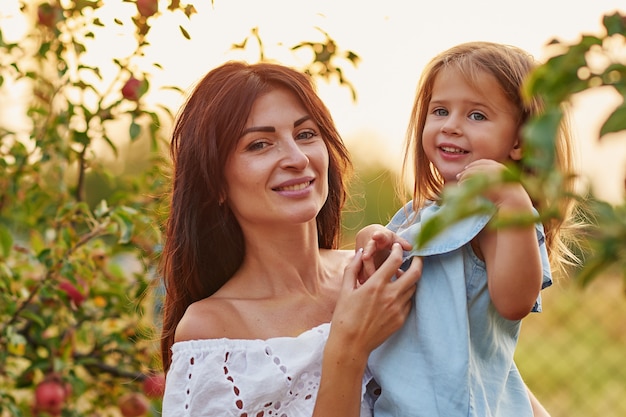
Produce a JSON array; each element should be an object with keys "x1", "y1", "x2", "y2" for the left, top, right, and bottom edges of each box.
[{"x1": 162, "y1": 323, "x2": 374, "y2": 417}]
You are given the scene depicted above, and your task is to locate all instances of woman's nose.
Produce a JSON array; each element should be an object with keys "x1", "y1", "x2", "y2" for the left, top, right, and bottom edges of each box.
[{"x1": 280, "y1": 139, "x2": 309, "y2": 169}]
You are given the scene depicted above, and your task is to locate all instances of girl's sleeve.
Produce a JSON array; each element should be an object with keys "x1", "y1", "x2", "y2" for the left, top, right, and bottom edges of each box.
[
  {"x1": 531, "y1": 222, "x2": 552, "y2": 313},
  {"x1": 386, "y1": 201, "x2": 416, "y2": 233}
]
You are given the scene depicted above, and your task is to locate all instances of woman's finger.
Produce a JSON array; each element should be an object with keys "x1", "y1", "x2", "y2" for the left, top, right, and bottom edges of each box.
[{"x1": 342, "y1": 248, "x2": 364, "y2": 291}]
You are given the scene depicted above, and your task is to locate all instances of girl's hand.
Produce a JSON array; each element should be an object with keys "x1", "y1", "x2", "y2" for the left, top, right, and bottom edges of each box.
[
  {"x1": 355, "y1": 224, "x2": 412, "y2": 283},
  {"x1": 457, "y1": 159, "x2": 533, "y2": 212}
]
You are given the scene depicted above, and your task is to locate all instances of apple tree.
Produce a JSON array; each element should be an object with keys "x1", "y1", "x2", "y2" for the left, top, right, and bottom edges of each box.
[{"x1": 0, "y1": 1, "x2": 358, "y2": 416}]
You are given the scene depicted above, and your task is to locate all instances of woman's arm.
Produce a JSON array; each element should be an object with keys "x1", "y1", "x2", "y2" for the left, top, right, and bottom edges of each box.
[{"x1": 313, "y1": 244, "x2": 422, "y2": 417}]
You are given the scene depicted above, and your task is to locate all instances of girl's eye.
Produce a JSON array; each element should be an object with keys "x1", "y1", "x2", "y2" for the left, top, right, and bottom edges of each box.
[
  {"x1": 296, "y1": 130, "x2": 318, "y2": 140},
  {"x1": 469, "y1": 112, "x2": 486, "y2": 121},
  {"x1": 433, "y1": 108, "x2": 448, "y2": 116}
]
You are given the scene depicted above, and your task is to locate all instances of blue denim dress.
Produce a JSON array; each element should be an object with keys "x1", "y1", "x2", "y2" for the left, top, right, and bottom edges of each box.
[{"x1": 368, "y1": 201, "x2": 552, "y2": 417}]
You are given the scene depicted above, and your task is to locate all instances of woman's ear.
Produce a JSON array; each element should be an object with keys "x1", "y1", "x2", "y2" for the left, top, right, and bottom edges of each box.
[{"x1": 218, "y1": 190, "x2": 227, "y2": 206}]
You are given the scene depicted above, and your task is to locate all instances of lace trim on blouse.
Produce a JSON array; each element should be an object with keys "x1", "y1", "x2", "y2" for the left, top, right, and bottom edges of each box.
[{"x1": 162, "y1": 323, "x2": 373, "y2": 417}]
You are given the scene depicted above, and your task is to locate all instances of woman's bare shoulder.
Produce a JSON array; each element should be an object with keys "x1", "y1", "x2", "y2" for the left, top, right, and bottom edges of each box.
[{"x1": 174, "y1": 297, "x2": 239, "y2": 342}]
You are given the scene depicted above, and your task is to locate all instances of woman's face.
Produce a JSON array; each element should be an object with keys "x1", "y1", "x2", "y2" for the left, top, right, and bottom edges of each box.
[
  {"x1": 422, "y1": 67, "x2": 522, "y2": 183},
  {"x1": 224, "y1": 87, "x2": 329, "y2": 231}
]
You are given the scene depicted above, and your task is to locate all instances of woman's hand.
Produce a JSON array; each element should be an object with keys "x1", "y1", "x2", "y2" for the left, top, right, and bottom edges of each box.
[
  {"x1": 313, "y1": 243, "x2": 422, "y2": 417},
  {"x1": 336, "y1": 243, "x2": 421, "y2": 354}
]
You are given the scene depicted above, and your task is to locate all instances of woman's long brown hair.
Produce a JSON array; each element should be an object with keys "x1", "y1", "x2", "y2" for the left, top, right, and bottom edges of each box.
[{"x1": 159, "y1": 62, "x2": 352, "y2": 372}]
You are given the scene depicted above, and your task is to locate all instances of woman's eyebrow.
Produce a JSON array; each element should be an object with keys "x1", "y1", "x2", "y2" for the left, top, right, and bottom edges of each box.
[
  {"x1": 294, "y1": 115, "x2": 311, "y2": 127},
  {"x1": 241, "y1": 125, "x2": 274, "y2": 135},
  {"x1": 241, "y1": 115, "x2": 312, "y2": 135}
]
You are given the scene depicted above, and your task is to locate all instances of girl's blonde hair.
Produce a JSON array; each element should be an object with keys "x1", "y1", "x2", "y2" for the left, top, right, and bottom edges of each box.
[{"x1": 400, "y1": 41, "x2": 579, "y2": 274}]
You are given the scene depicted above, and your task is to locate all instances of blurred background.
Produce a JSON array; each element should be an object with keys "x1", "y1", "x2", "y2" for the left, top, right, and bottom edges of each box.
[{"x1": 1, "y1": 1, "x2": 625, "y2": 416}]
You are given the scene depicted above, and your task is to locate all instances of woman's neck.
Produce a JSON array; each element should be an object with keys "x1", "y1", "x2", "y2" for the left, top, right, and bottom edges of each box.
[{"x1": 233, "y1": 223, "x2": 329, "y2": 296}]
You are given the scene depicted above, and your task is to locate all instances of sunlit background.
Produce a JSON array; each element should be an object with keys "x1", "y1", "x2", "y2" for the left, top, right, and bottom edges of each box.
[{"x1": 2, "y1": 0, "x2": 626, "y2": 203}]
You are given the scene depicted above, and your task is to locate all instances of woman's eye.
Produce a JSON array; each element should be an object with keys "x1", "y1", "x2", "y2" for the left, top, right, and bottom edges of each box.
[
  {"x1": 246, "y1": 140, "x2": 269, "y2": 151},
  {"x1": 296, "y1": 130, "x2": 317, "y2": 140},
  {"x1": 469, "y1": 112, "x2": 486, "y2": 121},
  {"x1": 433, "y1": 108, "x2": 448, "y2": 116}
]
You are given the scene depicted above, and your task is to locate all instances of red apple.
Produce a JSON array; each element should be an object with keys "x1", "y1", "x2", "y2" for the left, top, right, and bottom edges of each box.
[
  {"x1": 142, "y1": 373, "x2": 166, "y2": 398},
  {"x1": 37, "y1": 3, "x2": 59, "y2": 28},
  {"x1": 58, "y1": 280, "x2": 86, "y2": 307},
  {"x1": 122, "y1": 77, "x2": 143, "y2": 101},
  {"x1": 136, "y1": 0, "x2": 158, "y2": 18},
  {"x1": 33, "y1": 378, "x2": 66, "y2": 416},
  {"x1": 118, "y1": 392, "x2": 149, "y2": 417}
]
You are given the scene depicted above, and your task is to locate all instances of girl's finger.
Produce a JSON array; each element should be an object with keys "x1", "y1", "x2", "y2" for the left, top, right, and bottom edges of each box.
[{"x1": 364, "y1": 243, "x2": 404, "y2": 285}]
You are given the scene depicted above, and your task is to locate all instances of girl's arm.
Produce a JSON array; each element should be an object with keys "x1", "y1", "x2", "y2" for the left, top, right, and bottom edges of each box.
[
  {"x1": 313, "y1": 244, "x2": 422, "y2": 417},
  {"x1": 460, "y1": 159, "x2": 543, "y2": 320},
  {"x1": 528, "y1": 386, "x2": 552, "y2": 417}
]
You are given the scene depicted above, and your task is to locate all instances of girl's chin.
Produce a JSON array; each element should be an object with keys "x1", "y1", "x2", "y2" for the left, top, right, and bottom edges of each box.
[{"x1": 441, "y1": 176, "x2": 460, "y2": 185}]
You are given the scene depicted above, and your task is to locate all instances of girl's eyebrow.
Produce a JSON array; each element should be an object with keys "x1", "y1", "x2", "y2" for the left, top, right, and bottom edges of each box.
[{"x1": 241, "y1": 115, "x2": 311, "y2": 135}]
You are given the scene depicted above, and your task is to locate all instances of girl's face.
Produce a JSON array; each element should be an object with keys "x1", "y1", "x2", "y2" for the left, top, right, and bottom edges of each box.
[
  {"x1": 422, "y1": 67, "x2": 522, "y2": 183},
  {"x1": 224, "y1": 87, "x2": 329, "y2": 231}
]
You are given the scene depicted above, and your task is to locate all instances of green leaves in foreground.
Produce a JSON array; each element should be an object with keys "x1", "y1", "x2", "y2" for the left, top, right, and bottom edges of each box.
[{"x1": 576, "y1": 200, "x2": 626, "y2": 290}]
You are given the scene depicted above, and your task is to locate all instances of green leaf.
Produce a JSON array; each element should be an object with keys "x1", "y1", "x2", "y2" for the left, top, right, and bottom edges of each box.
[
  {"x1": 72, "y1": 130, "x2": 90, "y2": 146},
  {"x1": 0, "y1": 225, "x2": 12, "y2": 258},
  {"x1": 94, "y1": 200, "x2": 110, "y2": 218},
  {"x1": 20, "y1": 309, "x2": 46, "y2": 328},
  {"x1": 129, "y1": 121, "x2": 141, "y2": 140},
  {"x1": 599, "y1": 100, "x2": 626, "y2": 137},
  {"x1": 603, "y1": 11, "x2": 626, "y2": 36},
  {"x1": 111, "y1": 211, "x2": 134, "y2": 244},
  {"x1": 37, "y1": 248, "x2": 52, "y2": 266},
  {"x1": 522, "y1": 108, "x2": 562, "y2": 172},
  {"x1": 416, "y1": 175, "x2": 496, "y2": 248},
  {"x1": 179, "y1": 25, "x2": 190, "y2": 40}
]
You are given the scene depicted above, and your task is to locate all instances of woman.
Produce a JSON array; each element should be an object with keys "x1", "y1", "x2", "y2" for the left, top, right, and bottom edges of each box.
[{"x1": 159, "y1": 61, "x2": 422, "y2": 417}]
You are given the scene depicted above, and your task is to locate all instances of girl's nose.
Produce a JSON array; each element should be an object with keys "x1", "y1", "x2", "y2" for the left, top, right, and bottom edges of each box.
[{"x1": 441, "y1": 115, "x2": 462, "y2": 136}]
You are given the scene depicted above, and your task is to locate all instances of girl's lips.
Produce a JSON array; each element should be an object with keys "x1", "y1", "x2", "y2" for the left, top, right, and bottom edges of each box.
[{"x1": 439, "y1": 145, "x2": 468, "y2": 154}]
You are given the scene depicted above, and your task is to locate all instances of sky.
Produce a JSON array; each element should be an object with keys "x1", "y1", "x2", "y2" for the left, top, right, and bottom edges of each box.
[
  {"x1": 2, "y1": 0, "x2": 625, "y2": 202},
  {"x1": 149, "y1": 0, "x2": 626, "y2": 202}
]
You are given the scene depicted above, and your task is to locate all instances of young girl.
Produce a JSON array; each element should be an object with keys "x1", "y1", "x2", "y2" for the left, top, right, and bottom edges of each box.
[{"x1": 357, "y1": 42, "x2": 577, "y2": 416}]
